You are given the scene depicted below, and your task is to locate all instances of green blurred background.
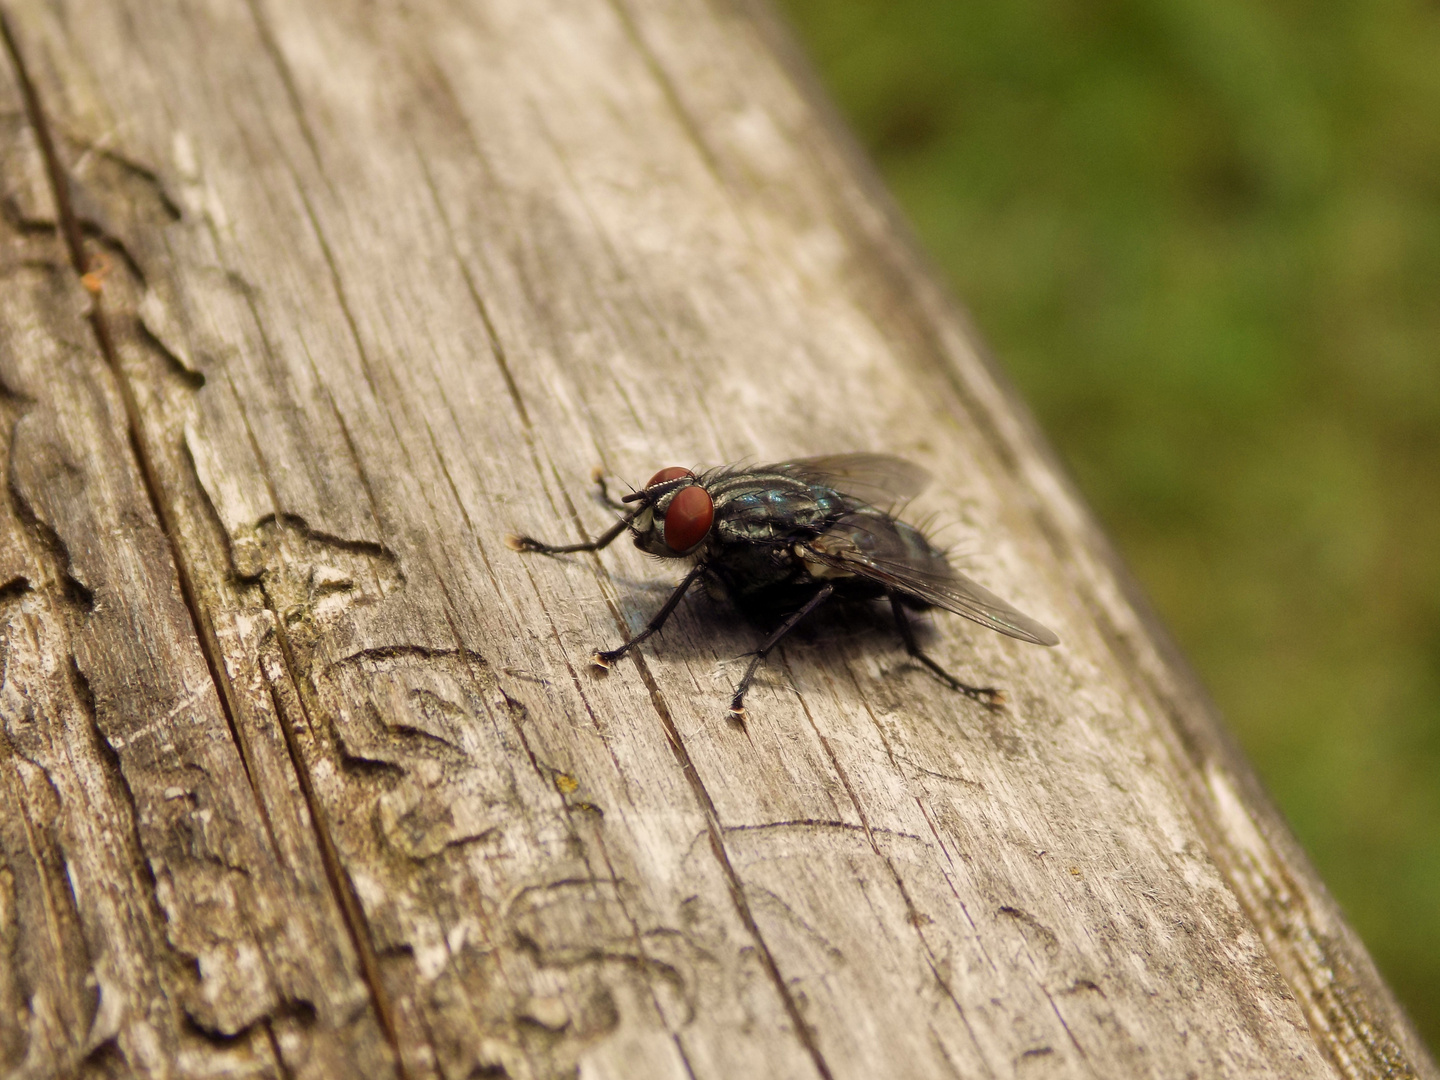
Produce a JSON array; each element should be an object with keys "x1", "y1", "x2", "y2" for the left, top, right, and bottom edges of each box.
[{"x1": 777, "y1": 0, "x2": 1440, "y2": 1044}]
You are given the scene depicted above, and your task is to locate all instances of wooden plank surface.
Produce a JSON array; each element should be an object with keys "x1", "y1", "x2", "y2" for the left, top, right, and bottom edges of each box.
[{"x1": 0, "y1": 0, "x2": 1432, "y2": 1077}]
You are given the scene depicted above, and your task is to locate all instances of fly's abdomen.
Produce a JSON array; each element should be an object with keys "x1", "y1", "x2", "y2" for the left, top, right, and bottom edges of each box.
[{"x1": 854, "y1": 514, "x2": 947, "y2": 564}]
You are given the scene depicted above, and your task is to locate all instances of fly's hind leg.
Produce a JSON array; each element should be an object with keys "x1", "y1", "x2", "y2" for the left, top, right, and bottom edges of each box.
[{"x1": 889, "y1": 594, "x2": 1005, "y2": 709}]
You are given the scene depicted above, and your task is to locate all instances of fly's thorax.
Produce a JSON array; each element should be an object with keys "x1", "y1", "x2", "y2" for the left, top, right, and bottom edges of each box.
[{"x1": 708, "y1": 472, "x2": 850, "y2": 545}]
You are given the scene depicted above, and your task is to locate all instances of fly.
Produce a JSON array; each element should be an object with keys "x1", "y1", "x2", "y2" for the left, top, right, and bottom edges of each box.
[{"x1": 506, "y1": 454, "x2": 1059, "y2": 717}]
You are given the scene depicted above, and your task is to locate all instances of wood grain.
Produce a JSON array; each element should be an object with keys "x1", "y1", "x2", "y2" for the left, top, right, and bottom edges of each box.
[{"x1": 0, "y1": 0, "x2": 1431, "y2": 1077}]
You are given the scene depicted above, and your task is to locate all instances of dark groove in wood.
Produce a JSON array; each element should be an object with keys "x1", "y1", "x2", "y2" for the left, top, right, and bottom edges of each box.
[
  {"x1": 632, "y1": 652, "x2": 837, "y2": 1080},
  {"x1": 258, "y1": 649, "x2": 407, "y2": 1080},
  {"x1": 550, "y1": 460, "x2": 835, "y2": 1079},
  {"x1": 0, "y1": 2, "x2": 263, "y2": 804},
  {"x1": 2, "y1": 10, "x2": 404, "y2": 1072},
  {"x1": 0, "y1": 9, "x2": 84, "y2": 271}
]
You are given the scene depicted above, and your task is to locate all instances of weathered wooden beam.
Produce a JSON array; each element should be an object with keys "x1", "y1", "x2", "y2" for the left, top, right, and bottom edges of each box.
[{"x1": 0, "y1": 0, "x2": 1431, "y2": 1077}]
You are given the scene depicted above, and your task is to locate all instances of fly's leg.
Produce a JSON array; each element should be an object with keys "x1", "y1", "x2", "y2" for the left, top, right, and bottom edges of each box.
[
  {"x1": 889, "y1": 593, "x2": 1005, "y2": 709},
  {"x1": 505, "y1": 505, "x2": 638, "y2": 554},
  {"x1": 590, "y1": 467, "x2": 631, "y2": 511},
  {"x1": 594, "y1": 564, "x2": 705, "y2": 668},
  {"x1": 730, "y1": 583, "x2": 836, "y2": 719}
]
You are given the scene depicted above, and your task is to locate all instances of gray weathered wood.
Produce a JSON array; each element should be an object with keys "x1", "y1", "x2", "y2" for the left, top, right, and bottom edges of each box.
[{"x1": 0, "y1": 0, "x2": 1432, "y2": 1077}]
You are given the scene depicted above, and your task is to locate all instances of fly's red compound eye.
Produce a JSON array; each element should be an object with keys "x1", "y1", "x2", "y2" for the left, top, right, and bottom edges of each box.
[
  {"x1": 664, "y1": 485, "x2": 714, "y2": 552},
  {"x1": 646, "y1": 466, "x2": 695, "y2": 489}
]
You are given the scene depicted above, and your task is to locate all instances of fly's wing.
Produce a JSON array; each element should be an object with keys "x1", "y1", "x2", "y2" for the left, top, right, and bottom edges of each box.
[
  {"x1": 800, "y1": 513, "x2": 1061, "y2": 646},
  {"x1": 772, "y1": 454, "x2": 931, "y2": 511}
]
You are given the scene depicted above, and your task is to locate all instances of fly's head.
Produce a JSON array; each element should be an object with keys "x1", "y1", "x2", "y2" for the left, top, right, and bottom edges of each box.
[{"x1": 625, "y1": 467, "x2": 714, "y2": 558}]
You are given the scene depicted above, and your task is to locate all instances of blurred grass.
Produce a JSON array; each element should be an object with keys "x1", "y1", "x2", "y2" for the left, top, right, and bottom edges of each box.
[{"x1": 777, "y1": 0, "x2": 1440, "y2": 1045}]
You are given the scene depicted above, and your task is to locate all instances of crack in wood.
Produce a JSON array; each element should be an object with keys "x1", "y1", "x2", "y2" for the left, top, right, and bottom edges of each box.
[
  {"x1": 545, "y1": 457, "x2": 838, "y2": 1078},
  {"x1": 7, "y1": 461, "x2": 95, "y2": 613},
  {"x1": 631, "y1": 653, "x2": 837, "y2": 1080},
  {"x1": 135, "y1": 302, "x2": 205, "y2": 390},
  {"x1": 722, "y1": 817, "x2": 924, "y2": 844},
  {"x1": 0, "y1": 13, "x2": 84, "y2": 274},
  {"x1": 262, "y1": 620, "x2": 409, "y2": 1080},
  {"x1": 412, "y1": 147, "x2": 532, "y2": 431},
  {"x1": 809, "y1": 714, "x2": 997, "y2": 1076},
  {"x1": 2, "y1": 3, "x2": 267, "y2": 808},
  {"x1": 1, "y1": 14, "x2": 405, "y2": 1074},
  {"x1": 428, "y1": 592, "x2": 704, "y2": 1074}
]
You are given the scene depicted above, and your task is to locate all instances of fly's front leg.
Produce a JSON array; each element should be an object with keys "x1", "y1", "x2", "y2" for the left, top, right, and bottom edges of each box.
[
  {"x1": 590, "y1": 467, "x2": 631, "y2": 511},
  {"x1": 505, "y1": 505, "x2": 638, "y2": 555},
  {"x1": 889, "y1": 593, "x2": 1005, "y2": 709},
  {"x1": 730, "y1": 583, "x2": 835, "y2": 719},
  {"x1": 593, "y1": 564, "x2": 705, "y2": 668}
]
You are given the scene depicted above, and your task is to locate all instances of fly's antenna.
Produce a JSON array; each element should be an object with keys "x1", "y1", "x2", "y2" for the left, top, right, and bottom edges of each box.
[{"x1": 621, "y1": 475, "x2": 692, "y2": 503}]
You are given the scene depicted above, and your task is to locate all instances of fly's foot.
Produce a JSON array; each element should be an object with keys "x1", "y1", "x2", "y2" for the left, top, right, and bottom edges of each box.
[
  {"x1": 902, "y1": 644, "x2": 1008, "y2": 710},
  {"x1": 506, "y1": 533, "x2": 577, "y2": 554},
  {"x1": 594, "y1": 644, "x2": 639, "y2": 669},
  {"x1": 932, "y1": 669, "x2": 1006, "y2": 710},
  {"x1": 964, "y1": 685, "x2": 1007, "y2": 711}
]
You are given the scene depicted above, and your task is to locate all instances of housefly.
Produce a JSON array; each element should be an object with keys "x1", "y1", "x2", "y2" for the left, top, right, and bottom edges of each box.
[{"x1": 506, "y1": 454, "x2": 1059, "y2": 717}]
